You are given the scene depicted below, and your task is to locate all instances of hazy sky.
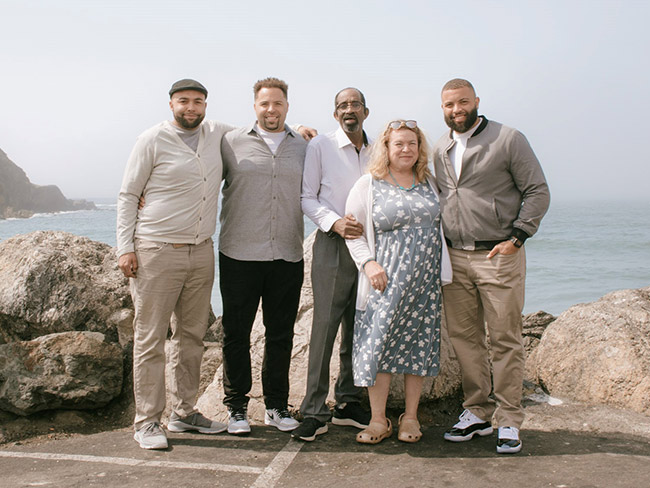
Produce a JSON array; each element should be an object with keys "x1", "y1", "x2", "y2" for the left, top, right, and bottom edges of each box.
[{"x1": 1, "y1": 0, "x2": 648, "y2": 201}]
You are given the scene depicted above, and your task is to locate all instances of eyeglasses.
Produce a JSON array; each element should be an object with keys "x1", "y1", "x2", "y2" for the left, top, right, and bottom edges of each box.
[
  {"x1": 388, "y1": 120, "x2": 417, "y2": 130},
  {"x1": 336, "y1": 101, "x2": 365, "y2": 111}
]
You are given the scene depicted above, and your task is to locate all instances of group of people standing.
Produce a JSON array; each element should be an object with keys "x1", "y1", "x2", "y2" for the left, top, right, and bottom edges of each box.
[{"x1": 116, "y1": 76, "x2": 549, "y2": 456}]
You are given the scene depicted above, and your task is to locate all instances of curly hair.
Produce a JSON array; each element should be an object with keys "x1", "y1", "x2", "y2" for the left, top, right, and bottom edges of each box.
[
  {"x1": 366, "y1": 120, "x2": 431, "y2": 182},
  {"x1": 253, "y1": 77, "x2": 288, "y2": 99}
]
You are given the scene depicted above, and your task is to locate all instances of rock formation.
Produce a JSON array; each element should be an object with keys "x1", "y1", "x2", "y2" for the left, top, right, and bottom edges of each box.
[
  {"x1": 530, "y1": 287, "x2": 650, "y2": 415},
  {"x1": 0, "y1": 231, "x2": 133, "y2": 345},
  {"x1": 0, "y1": 148, "x2": 95, "y2": 218},
  {"x1": 194, "y1": 232, "x2": 464, "y2": 423},
  {"x1": 0, "y1": 331, "x2": 123, "y2": 415},
  {"x1": 1, "y1": 228, "x2": 648, "y2": 443}
]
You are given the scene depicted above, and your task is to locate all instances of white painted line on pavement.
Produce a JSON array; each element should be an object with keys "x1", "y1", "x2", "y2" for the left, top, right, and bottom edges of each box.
[
  {"x1": 250, "y1": 439, "x2": 304, "y2": 488},
  {"x1": 0, "y1": 451, "x2": 263, "y2": 474}
]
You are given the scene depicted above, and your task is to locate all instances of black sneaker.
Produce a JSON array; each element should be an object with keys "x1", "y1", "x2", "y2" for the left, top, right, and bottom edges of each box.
[
  {"x1": 497, "y1": 426, "x2": 522, "y2": 454},
  {"x1": 291, "y1": 417, "x2": 328, "y2": 442},
  {"x1": 443, "y1": 409, "x2": 493, "y2": 442},
  {"x1": 332, "y1": 402, "x2": 370, "y2": 429}
]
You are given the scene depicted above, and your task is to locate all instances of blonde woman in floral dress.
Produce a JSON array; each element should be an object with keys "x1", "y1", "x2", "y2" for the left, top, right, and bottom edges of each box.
[{"x1": 345, "y1": 120, "x2": 452, "y2": 444}]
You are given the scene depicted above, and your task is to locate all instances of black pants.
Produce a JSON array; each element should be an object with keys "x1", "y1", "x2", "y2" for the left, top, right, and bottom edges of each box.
[{"x1": 219, "y1": 253, "x2": 304, "y2": 410}]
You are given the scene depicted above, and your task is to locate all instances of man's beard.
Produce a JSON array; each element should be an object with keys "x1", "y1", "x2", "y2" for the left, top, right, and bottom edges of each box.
[
  {"x1": 342, "y1": 115, "x2": 359, "y2": 133},
  {"x1": 445, "y1": 107, "x2": 478, "y2": 133},
  {"x1": 175, "y1": 113, "x2": 204, "y2": 129}
]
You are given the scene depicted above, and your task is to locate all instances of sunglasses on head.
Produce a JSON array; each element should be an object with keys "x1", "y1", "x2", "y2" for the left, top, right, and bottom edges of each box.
[{"x1": 388, "y1": 120, "x2": 417, "y2": 130}]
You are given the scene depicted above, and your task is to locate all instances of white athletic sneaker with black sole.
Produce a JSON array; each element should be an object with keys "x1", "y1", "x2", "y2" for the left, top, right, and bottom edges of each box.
[
  {"x1": 497, "y1": 426, "x2": 522, "y2": 454},
  {"x1": 443, "y1": 409, "x2": 494, "y2": 442},
  {"x1": 265, "y1": 407, "x2": 299, "y2": 432}
]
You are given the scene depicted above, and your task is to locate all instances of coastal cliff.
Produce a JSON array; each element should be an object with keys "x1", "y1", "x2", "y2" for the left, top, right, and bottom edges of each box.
[{"x1": 0, "y1": 149, "x2": 95, "y2": 218}]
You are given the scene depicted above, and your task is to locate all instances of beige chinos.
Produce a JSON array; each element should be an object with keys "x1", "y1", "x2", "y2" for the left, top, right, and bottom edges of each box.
[
  {"x1": 443, "y1": 246, "x2": 526, "y2": 428},
  {"x1": 131, "y1": 238, "x2": 214, "y2": 429}
]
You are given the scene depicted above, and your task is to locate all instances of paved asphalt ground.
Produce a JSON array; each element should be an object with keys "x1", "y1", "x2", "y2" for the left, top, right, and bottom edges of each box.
[{"x1": 2, "y1": 412, "x2": 650, "y2": 488}]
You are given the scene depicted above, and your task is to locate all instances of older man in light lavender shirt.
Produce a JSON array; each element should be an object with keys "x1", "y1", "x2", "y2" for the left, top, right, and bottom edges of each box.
[{"x1": 292, "y1": 88, "x2": 372, "y2": 442}]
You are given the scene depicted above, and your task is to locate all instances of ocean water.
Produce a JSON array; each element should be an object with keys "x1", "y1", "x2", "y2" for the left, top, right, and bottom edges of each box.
[{"x1": 1, "y1": 200, "x2": 649, "y2": 316}]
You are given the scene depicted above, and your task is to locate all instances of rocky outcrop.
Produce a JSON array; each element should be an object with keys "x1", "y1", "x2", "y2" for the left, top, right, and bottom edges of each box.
[
  {"x1": 195, "y1": 232, "x2": 464, "y2": 423},
  {"x1": 0, "y1": 331, "x2": 123, "y2": 415},
  {"x1": 0, "y1": 148, "x2": 95, "y2": 219},
  {"x1": 0, "y1": 231, "x2": 133, "y2": 345},
  {"x1": 530, "y1": 287, "x2": 650, "y2": 415}
]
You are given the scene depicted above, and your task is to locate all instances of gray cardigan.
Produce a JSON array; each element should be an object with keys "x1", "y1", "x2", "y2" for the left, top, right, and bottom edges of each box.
[{"x1": 432, "y1": 117, "x2": 550, "y2": 250}]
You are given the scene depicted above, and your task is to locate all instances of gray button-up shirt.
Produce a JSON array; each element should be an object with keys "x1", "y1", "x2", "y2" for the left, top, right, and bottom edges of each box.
[{"x1": 219, "y1": 122, "x2": 307, "y2": 262}]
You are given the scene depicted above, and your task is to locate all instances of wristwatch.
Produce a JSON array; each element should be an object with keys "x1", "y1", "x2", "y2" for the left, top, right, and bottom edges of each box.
[{"x1": 509, "y1": 236, "x2": 523, "y2": 248}]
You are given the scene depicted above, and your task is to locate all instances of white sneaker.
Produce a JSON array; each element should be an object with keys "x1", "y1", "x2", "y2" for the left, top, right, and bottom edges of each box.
[
  {"x1": 443, "y1": 409, "x2": 493, "y2": 442},
  {"x1": 134, "y1": 422, "x2": 168, "y2": 450},
  {"x1": 265, "y1": 407, "x2": 299, "y2": 432},
  {"x1": 228, "y1": 407, "x2": 251, "y2": 435},
  {"x1": 497, "y1": 426, "x2": 522, "y2": 454}
]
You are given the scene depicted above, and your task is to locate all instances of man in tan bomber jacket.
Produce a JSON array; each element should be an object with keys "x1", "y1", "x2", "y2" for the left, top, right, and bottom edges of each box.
[{"x1": 432, "y1": 78, "x2": 550, "y2": 455}]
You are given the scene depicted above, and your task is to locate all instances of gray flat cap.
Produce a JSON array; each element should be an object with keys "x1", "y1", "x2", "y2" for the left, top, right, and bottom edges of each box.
[{"x1": 169, "y1": 79, "x2": 208, "y2": 98}]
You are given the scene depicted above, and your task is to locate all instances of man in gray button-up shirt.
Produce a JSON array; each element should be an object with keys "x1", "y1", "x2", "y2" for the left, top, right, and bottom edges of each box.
[{"x1": 219, "y1": 77, "x2": 307, "y2": 435}]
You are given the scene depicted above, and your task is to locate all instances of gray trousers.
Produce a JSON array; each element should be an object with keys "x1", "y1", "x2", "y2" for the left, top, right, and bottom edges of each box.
[{"x1": 300, "y1": 230, "x2": 364, "y2": 421}]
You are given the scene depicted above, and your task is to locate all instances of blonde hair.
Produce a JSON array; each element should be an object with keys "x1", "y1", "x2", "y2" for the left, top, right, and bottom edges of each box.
[{"x1": 367, "y1": 120, "x2": 431, "y2": 182}]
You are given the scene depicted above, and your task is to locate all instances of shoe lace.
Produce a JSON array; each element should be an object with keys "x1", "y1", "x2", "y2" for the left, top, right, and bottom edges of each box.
[
  {"x1": 275, "y1": 407, "x2": 291, "y2": 419},
  {"x1": 454, "y1": 409, "x2": 480, "y2": 428},
  {"x1": 231, "y1": 409, "x2": 247, "y2": 422},
  {"x1": 142, "y1": 422, "x2": 163, "y2": 435},
  {"x1": 499, "y1": 426, "x2": 519, "y2": 439}
]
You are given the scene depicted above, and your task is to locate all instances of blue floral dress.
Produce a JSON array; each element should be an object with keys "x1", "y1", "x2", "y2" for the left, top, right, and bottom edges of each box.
[{"x1": 353, "y1": 179, "x2": 443, "y2": 387}]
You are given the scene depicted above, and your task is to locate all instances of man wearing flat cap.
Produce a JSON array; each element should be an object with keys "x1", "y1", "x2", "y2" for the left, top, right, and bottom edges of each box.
[
  {"x1": 117, "y1": 79, "x2": 316, "y2": 450},
  {"x1": 117, "y1": 79, "x2": 231, "y2": 449}
]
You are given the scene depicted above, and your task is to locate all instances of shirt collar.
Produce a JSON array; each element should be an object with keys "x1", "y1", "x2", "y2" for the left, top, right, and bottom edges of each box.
[
  {"x1": 248, "y1": 121, "x2": 296, "y2": 137},
  {"x1": 335, "y1": 126, "x2": 369, "y2": 149}
]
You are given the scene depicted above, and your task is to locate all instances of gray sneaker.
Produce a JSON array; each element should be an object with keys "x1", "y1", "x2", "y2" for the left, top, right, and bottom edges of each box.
[
  {"x1": 134, "y1": 422, "x2": 168, "y2": 450},
  {"x1": 228, "y1": 407, "x2": 251, "y2": 435},
  {"x1": 265, "y1": 407, "x2": 299, "y2": 432},
  {"x1": 167, "y1": 411, "x2": 227, "y2": 434}
]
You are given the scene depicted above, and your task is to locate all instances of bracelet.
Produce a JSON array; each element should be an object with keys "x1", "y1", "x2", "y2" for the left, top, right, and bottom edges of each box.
[{"x1": 361, "y1": 258, "x2": 375, "y2": 270}]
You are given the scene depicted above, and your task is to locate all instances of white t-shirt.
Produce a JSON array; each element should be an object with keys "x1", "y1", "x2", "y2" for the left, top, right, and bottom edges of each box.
[
  {"x1": 449, "y1": 117, "x2": 482, "y2": 179},
  {"x1": 255, "y1": 125, "x2": 286, "y2": 155}
]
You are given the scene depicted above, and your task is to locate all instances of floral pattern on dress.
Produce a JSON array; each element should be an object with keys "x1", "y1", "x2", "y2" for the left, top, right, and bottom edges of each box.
[{"x1": 353, "y1": 179, "x2": 443, "y2": 387}]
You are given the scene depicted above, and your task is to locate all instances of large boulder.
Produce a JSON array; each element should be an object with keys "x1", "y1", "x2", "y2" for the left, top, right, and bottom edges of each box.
[
  {"x1": 0, "y1": 331, "x2": 123, "y2": 415},
  {"x1": 0, "y1": 231, "x2": 132, "y2": 345},
  {"x1": 196, "y1": 232, "x2": 463, "y2": 422},
  {"x1": 530, "y1": 287, "x2": 650, "y2": 415}
]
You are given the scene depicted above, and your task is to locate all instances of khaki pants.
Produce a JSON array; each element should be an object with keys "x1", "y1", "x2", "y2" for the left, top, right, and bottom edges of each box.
[
  {"x1": 443, "y1": 247, "x2": 526, "y2": 428},
  {"x1": 131, "y1": 238, "x2": 214, "y2": 429}
]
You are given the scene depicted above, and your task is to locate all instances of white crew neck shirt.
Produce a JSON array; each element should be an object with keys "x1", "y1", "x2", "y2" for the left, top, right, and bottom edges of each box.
[
  {"x1": 255, "y1": 124, "x2": 286, "y2": 155},
  {"x1": 449, "y1": 117, "x2": 482, "y2": 179}
]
